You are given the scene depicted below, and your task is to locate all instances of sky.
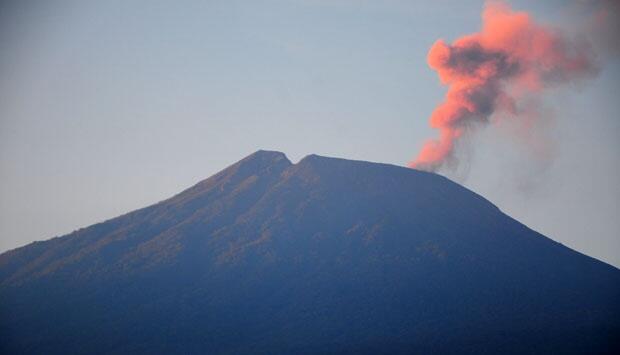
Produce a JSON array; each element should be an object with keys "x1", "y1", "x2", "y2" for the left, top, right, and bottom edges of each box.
[{"x1": 1, "y1": 0, "x2": 618, "y2": 267}]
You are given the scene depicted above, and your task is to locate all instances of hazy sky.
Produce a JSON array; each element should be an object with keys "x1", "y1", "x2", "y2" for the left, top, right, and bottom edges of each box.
[{"x1": 1, "y1": 0, "x2": 618, "y2": 267}]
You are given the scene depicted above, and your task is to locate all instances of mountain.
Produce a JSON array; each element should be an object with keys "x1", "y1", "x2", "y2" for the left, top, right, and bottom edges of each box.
[{"x1": 1, "y1": 150, "x2": 619, "y2": 354}]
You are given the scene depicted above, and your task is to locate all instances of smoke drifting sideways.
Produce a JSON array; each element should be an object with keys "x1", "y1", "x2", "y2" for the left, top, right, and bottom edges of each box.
[{"x1": 409, "y1": 1, "x2": 600, "y2": 172}]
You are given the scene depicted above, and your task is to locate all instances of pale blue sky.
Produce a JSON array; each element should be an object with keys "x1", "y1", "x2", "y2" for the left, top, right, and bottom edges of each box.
[{"x1": 1, "y1": 0, "x2": 618, "y2": 266}]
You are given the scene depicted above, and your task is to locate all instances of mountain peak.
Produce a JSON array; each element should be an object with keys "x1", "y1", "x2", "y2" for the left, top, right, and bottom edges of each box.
[
  {"x1": 243, "y1": 150, "x2": 290, "y2": 165},
  {"x1": 228, "y1": 149, "x2": 292, "y2": 174},
  {"x1": 230, "y1": 149, "x2": 292, "y2": 178},
  {"x1": 233, "y1": 150, "x2": 293, "y2": 173},
  {"x1": 2, "y1": 150, "x2": 619, "y2": 354},
  {"x1": 295, "y1": 153, "x2": 373, "y2": 170},
  {"x1": 164, "y1": 150, "x2": 292, "y2": 207}
]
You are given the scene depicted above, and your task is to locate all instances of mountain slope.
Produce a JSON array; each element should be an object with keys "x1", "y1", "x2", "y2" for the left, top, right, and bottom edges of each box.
[{"x1": 1, "y1": 150, "x2": 619, "y2": 354}]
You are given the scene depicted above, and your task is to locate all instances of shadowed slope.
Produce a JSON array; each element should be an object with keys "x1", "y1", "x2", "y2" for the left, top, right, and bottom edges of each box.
[{"x1": 1, "y1": 151, "x2": 619, "y2": 354}]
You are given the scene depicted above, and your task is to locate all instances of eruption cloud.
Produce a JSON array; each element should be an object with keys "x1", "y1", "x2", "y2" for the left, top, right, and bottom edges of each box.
[{"x1": 410, "y1": 1, "x2": 598, "y2": 171}]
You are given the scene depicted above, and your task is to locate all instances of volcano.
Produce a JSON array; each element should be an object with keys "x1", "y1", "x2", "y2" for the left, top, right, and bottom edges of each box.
[{"x1": 1, "y1": 151, "x2": 618, "y2": 354}]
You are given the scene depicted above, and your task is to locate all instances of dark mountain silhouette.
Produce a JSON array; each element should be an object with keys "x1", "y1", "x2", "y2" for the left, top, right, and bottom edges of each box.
[{"x1": 1, "y1": 150, "x2": 619, "y2": 354}]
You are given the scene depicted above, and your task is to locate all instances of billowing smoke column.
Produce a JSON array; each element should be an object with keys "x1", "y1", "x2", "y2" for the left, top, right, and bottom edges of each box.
[{"x1": 410, "y1": 1, "x2": 598, "y2": 171}]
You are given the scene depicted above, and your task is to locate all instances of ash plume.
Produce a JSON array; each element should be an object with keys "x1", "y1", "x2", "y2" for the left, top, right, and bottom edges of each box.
[{"x1": 410, "y1": 1, "x2": 599, "y2": 171}]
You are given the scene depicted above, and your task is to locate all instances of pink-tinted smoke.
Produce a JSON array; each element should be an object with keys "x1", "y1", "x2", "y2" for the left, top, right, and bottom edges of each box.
[{"x1": 410, "y1": 1, "x2": 598, "y2": 171}]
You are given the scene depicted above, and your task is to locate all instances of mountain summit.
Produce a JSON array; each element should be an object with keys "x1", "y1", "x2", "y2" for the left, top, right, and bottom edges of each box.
[{"x1": 1, "y1": 151, "x2": 619, "y2": 354}]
